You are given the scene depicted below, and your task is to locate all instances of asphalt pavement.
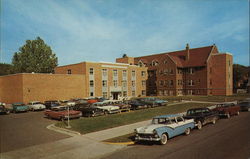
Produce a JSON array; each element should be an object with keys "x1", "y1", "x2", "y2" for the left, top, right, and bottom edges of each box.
[
  {"x1": 0, "y1": 111, "x2": 69, "y2": 153},
  {"x1": 102, "y1": 112, "x2": 250, "y2": 159}
]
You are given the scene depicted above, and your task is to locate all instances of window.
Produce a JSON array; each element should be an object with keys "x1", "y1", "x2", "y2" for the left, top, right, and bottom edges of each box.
[
  {"x1": 170, "y1": 69, "x2": 174, "y2": 74},
  {"x1": 113, "y1": 70, "x2": 118, "y2": 77},
  {"x1": 152, "y1": 60, "x2": 158, "y2": 66},
  {"x1": 142, "y1": 80, "x2": 146, "y2": 86},
  {"x1": 122, "y1": 80, "x2": 127, "y2": 87},
  {"x1": 67, "y1": 69, "x2": 71, "y2": 74},
  {"x1": 164, "y1": 60, "x2": 168, "y2": 64},
  {"x1": 141, "y1": 71, "x2": 146, "y2": 77},
  {"x1": 142, "y1": 90, "x2": 146, "y2": 96},
  {"x1": 138, "y1": 61, "x2": 144, "y2": 67},
  {"x1": 164, "y1": 90, "x2": 168, "y2": 95},
  {"x1": 159, "y1": 80, "x2": 164, "y2": 86},
  {"x1": 102, "y1": 69, "x2": 107, "y2": 76},
  {"x1": 90, "y1": 92, "x2": 94, "y2": 97},
  {"x1": 90, "y1": 80, "x2": 94, "y2": 87},
  {"x1": 102, "y1": 92, "x2": 108, "y2": 98},
  {"x1": 132, "y1": 70, "x2": 136, "y2": 77},
  {"x1": 188, "y1": 80, "x2": 194, "y2": 86},
  {"x1": 132, "y1": 81, "x2": 135, "y2": 87},
  {"x1": 178, "y1": 80, "x2": 182, "y2": 85},
  {"x1": 132, "y1": 91, "x2": 136, "y2": 97},
  {"x1": 189, "y1": 68, "x2": 194, "y2": 74},
  {"x1": 159, "y1": 90, "x2": 163, "y2": 96},
  {"x1": 113, "y1": 80, "x2": 118, "y2": 87},
  {"x1": 102, "y1": 80, "x2": 107, "y2": 87},
  {"x1": 170, "y1": 80, "x2": 174, "y2": 86},
  {"x1": 123, "y1": 91, "x2": 127, "y2": 97},
  {"x1": 89, "y1": 68, "x2": 94, "y2": 75},
  {"x1": 122, "y1": 70, "x2": 127, "y2": 77},
  {"x1": 177, "y1": 69, "x2": 182, "y2": 74}
]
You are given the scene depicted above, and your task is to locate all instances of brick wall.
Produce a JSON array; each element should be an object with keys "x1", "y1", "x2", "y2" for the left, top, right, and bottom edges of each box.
[{"x1": 0, "y1": 73, "x2": 86, "y2": 104}]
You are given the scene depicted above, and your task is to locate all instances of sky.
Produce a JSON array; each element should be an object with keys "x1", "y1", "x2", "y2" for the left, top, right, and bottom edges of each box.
[{"x1": 1, "y1": 0, "x2": 249, "y2": 66}]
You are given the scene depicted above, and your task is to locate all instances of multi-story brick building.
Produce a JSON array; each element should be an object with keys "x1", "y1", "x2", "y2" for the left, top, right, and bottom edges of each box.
[
  {"x1": 55, "y1": 61, "x2": 147, "y2": 100},
  {"x1": 0, "y1": 61, "x2": 147, "y2": 104},
  {"x1": 117, "y1": 44, "x2": 233, "y2": 96}
]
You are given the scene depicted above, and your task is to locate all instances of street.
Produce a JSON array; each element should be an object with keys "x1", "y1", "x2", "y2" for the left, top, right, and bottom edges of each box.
[
  {"x1": 0, "y1": 111, "x2": 69, "y2": 153},
  {"x1": 102, "y1": 112, "x2": 250, "y2": 159}
]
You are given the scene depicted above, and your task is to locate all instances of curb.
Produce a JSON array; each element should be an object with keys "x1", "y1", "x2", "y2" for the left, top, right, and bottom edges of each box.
[
  {"x1": 47, "y1": 124, "x2": 81, "y2": 136},
  {"x1": 102, "y1": 141, "x2": 135, "y2": 145}
]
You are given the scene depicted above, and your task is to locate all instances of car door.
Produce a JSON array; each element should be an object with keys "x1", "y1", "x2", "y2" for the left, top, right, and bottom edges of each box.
[{"x1": 174, "y1": 117, "x2": 187, "y2": 135}]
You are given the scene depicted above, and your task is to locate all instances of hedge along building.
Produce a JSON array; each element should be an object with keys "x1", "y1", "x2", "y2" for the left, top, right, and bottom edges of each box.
[
  {"x1": 116, "y1": 44, "x2": 233, "y2": 96},
  {"x1": 0, "y1": 61, "x2": 147, "y2": 104}
]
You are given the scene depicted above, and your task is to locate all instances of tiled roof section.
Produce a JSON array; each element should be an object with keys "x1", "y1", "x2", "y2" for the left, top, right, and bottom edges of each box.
[{"x1": 135, "y1": 45, "x2": 215, "y2": 67}]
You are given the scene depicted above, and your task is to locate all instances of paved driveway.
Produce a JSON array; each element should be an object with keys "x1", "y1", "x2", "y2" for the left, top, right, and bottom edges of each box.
[{"x1": 0, "y1": 111, "x2": 69, "y2": 153}]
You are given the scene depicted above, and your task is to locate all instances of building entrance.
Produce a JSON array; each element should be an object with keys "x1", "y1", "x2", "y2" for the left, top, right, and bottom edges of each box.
[{"x1": 112, "y1": 92, "x2": 119, "y2": 100}]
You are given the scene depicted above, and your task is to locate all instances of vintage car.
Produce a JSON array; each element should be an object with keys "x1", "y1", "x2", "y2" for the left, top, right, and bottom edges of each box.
[
  {"x1": 238, "y1": 101, "x2": 250, "y2": 111},
  {"x1": 12, "y1": 103, "x2": 29, "y2": 113},
  {"x1": 0, "y1": 103, "x2": 10, "y2": 115},
  {"x1": 60, "y1": 100, "x2": 76, "y2": 107},
  {"x1": 137, "y1": 97, "x2": 168, "y2": 107},
  {"x1": 129, "y1": 100, "x2": 148, "y2": 110},
  {"x1": 44, "y1": 106, "x2": 82, "y2": 121},
  {"x1": 104, "y1": 100, "x2": 131, "y2": 112},
  {"x1": 28, "y1": 101, "x2": 46, "y2": 111},
  {"x1": 80, "y1": 107, "x2": 105, "y2": 117},
  {"x1": 184, "y1": 107, "x2": 219, "y2": 130},
  {"x1": 91, "y1": 102, "x2": 120, "y2": 114},
  {"x1": 213, "y1": 102, "x2": 240, "y2": 118},
  {"x1": 44, "y1": 100, "x2": 61, "y2": 109},
  {"x1": 135, "y1": 114, "x2": 195, "y2": 145}
]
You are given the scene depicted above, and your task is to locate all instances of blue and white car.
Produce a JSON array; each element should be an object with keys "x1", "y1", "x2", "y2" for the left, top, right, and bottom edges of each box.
[{"x1": 135, "y1": 114, "x2": 195, "y2": 145}]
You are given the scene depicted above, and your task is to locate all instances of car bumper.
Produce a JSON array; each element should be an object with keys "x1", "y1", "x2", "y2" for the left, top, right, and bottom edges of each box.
[{"x1": 135, "y1": 136, "x2": 160, "y2": 141}]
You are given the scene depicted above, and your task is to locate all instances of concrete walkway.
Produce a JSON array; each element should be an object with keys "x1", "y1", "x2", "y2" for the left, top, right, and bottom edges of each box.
[{"x1": 1, "y1": 101, "x2": 217, "y2": 159}]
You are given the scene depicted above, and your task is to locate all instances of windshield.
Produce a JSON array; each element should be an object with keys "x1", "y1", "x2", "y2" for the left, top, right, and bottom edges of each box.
[
  {"x1": 151, "y1": 118, "x2": 174, "y2": 124},
  {"x1": 187, "y1": 109, "x2": 204, "y2": 115}
]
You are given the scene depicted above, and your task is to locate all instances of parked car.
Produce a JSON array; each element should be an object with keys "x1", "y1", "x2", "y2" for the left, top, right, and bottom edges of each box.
[
  {"x1": 44, "y1": 106, "x2": 82, "y2": 121},
  {"x1": 91, "y1": 102, "x2": 120, "y2": 114},
  {"x1": 0, "y1": 103, "x2": 10, "y2": 115},
  {"x1": 238, "y1": 101, "x2": 250, "y2": 111},
  {"x1": 44, "y1": 100, "x2": 60, "y2": 109},
  {"x1": 60, "y1": 100, "x2": 76, "y2": 107},
  {"x1": 135, "y1": 114, "x2": 195, "y2": 145},
  {"x1": 111, "y1": 100, "x2": 131, "y2": 112},
  {"x1": 28, "y1": 101, "x2": 46, "y2": 111},
  {"x1": 137, "y1": 97, "x2": 167, "y2": 107},
  {"x1": 73, "y1": 103, "x2": 91, "y2": 110},
  {"x1": 184, "y1": 107, "x2": 219, "y2": 130},
  {"x1": 129, "y1": 100, "x2": 148, "y2": 110},
  {"x1": 87, "y1": 98, "x2": 98, "y2": 104},
  {"x1": 80, "y1": 107, "x2": 105, "y2": 117},
  {"x1": 12, "y1": 103, "x2": 29, "y2": 113},
  {"x1": 213, "y1": 102, "x2": 240, "y2": 118}
]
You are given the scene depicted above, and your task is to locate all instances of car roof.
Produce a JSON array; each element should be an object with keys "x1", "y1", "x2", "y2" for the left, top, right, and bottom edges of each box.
[{"x1": 154, "y1": 114, "x2": 182, "y2": 119}]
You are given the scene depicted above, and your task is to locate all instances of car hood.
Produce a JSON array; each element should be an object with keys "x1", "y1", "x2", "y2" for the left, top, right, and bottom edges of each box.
[
  {"x1": 97, "y1": 106, "x2": 119, "y2": 110},
  {"x1": 136, "y1": 124, "x2": 166, "y2": 134},
  {"x1": 31, "y1": 104, "x2": 46, "y2": 108}
]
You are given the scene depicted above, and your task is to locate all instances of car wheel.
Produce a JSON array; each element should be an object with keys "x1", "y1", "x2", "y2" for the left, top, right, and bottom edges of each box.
[
  {"x1": 160, "y1": 134, "x2": 168, "y2": 145},
  {"x1": 226, "y1": 113, "x2": 230, "y2": 118},
  {"x1": 236, "y1": 111, "x2": 240, "y2": 115},
  {"x1": 212, "y1": 118, "x2": 216, "y2": 124},
  {"x1": 197, "y1": 121, "x2": 202, "y2": 130},
  {"x1": 185, "y1": 128, "x2": 191, "y2": 135}
]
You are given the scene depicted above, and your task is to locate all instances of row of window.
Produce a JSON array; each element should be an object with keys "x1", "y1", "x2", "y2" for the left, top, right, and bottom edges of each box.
[
  {"x1": 157, "y1": 79, "x2": 201, "y2": 86},
  {"x1": 90, "y1": 80, "x2": 146, "y2": 87},
  {"x1": 158, "y1": 89, "x2": 205, "y2": 96}
]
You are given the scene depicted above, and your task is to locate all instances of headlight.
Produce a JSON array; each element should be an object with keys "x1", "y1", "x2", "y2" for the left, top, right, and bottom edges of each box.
[{"x1": 153, "y1": 130, "x2": 158, "y2": 137}]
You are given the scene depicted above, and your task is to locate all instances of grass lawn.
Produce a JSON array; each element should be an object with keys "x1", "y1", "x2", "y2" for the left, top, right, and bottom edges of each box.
[
  {"x1": 56, "y1": 102, "x2": 214, "y2": 134},
  {"x1": 156, "y1": 94, "x2": 250, "y2": 102},
  {"x1": 103, "y1": 133, "x2": 135, "y2": 143}
]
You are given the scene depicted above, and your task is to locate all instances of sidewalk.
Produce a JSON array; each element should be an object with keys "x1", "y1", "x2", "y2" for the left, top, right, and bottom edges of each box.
[{"x1": 1, "y1": 101, "x2": 217, "y2": 159}]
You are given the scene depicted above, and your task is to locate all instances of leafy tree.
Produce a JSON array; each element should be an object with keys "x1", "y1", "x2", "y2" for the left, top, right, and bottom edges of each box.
[
  {"x1": 12, "y1": 37, "x2": 58, "y2": 73},
  {"x1": 233, "y1": 64, "x2": 250, "y2": 89},
  {"x1": 0, "y1": 63, "x2": 14, "y2": 75}
]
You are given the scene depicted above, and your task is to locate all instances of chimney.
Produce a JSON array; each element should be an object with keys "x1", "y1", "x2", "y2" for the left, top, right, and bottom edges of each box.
[{"x1": 186, "y1": 43, "x2": 190, "y2": 61}]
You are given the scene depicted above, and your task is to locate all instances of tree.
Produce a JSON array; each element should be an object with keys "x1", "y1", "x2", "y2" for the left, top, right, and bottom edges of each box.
[
  {"x1": 12, "y1": 37, "x2": 58, "y2": 73},
  {"x1": 0, "y1": 63, "x2": 14, "y2": 75},
  {"x1": 233, "y1": 64, "x2": 250, "y2": 89}
]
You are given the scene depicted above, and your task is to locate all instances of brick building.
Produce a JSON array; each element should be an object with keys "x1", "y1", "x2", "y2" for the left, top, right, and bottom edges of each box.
[
  {"x1": 0, "y1": 61, "x2": 147, "y2": 104},
  {"x1": 117, "y1": 44, "x2": 233, "y2": 96},
  {"x1": 55, "y1": 61, "x2": 147, "y2": 100}
]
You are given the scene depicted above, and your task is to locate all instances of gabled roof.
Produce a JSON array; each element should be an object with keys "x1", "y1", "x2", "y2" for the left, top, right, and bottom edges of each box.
[{"x1": 135, "y1": 45, "x2": 216, "y2": 67}]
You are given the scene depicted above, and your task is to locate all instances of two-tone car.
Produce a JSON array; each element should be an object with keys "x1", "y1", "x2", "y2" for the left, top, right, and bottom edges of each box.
[
  {"x1": 28, "y1": 101, "x2": 46, "y2": 111},
  {"x1": 213, "y1": 102, "x2": 240, "y2": 118},
  {"x1": 44, "y1": 106, "x2": 82, "y2": 121},
  {"x1": 0, "y1": 103, "x2": 10, "y2": 115},
  {"x1": 184, "y1": 107, "x2": 219, "y2": 130},
  {"x1": 12, "y1": 103, "x2": 29, "y2": 113},
  {"x1": 135, "y1": 114, "x2": 195, "y2": 145},
  {"x1": 91, "y1": 101, "x2": 120, "y2": 114}
]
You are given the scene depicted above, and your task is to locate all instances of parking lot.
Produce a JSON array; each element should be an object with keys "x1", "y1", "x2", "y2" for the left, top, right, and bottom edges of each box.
[{"x1": 0, "y1": 111, "x2": 69, "y2": 153}]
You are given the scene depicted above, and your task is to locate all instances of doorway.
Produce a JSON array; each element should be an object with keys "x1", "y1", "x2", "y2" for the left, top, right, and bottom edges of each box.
[{"x1": 112, "y1": 92, "x2": 119, "y2": 100}]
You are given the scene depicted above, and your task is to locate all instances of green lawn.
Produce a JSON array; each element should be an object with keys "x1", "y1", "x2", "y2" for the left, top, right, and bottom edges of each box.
[
  {"x1": 56, "y1": 102, "x2": 214, "y2": 134},
  {"x1": 103, "y1": 133, "x2": 135, "y2": 143},
  {"x1": 155, "y1": 94, "x2": 250, "y2": 102}
]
